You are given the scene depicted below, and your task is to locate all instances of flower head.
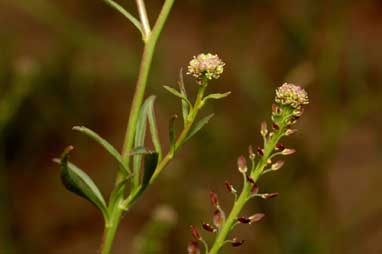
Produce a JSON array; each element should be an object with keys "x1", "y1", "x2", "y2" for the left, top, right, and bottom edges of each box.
[
  {"x1": 275, "y1": 83, "x2": 309, "y2": 109},
  {"x1": 187, "y1": 53, "x2": 225, "y2": 82}
]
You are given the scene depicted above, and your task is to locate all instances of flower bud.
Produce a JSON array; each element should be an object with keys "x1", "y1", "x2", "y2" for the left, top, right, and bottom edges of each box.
[
  {"x1": 249, "y1": 213, "x2": 265, "y2": 223},
  {"x1": 224, "y1": 181, "x2": 236, "y2": 194},
  {"x1": 246, "y1": 175, "x2": 255, "y2": 185},
  {"x1": 260, "y1": 192, "x2": 279, "y2": 199},
  {"x1": 213, "y1": 209, "x2": 223, "y2": 228},
  {"x1": 282, "y1": 149, "x2": 296, "y2": 155},
  {"x1": 238, "y1": 217, "x2": 251, "y2": 224},
  {"x1": 188, "y1": 241, "x2": 200, "y2": 254},
  {"x1": 275, "y1": 83, "x2": 309, "y2": 109},
  {"x1": 248, "y1": 145, "x2": 256, "y2": 160},
  {"x1": 231, "y1": 238, "x2": 245, "y2": 247},
  {"x1": 271, "y1": 160, "x2": 284, "y2": 171},
  {"x1": 257, "y1": 147, "x2": 264, "y2": 156},
  {"x1": 285, "y1": 128, "x2": 298, "y2": 136},
  {"x1": 260, "y1": 122, "x2": 268, "y2": 137},
  {"x1": 272, "y1": 123, "x2": 280, "y2": 130},
  {"x1": 202, "y1": 223, "x2": 216, "y2": 233},
  {"x1": 237, "y1": 155, "x2": 247, "y2": 173},
  {"x1": 190, "y1": 225, "x2": 201, "y2": 240},
  {"x1": 275, "y1": 143, "x2": 285, "y2": 151},
  {"x1": 209, "y1": 191, "x2": 219, "y2": 207},
  {"x1": 272, "y1": 104, "x2": 282, "y2": 115}
]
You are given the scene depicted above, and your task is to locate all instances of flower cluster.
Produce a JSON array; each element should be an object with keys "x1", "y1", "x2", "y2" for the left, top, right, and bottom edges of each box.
[
  {"x1": 275, "y1": 83, "x2": 309, "y2": 109},
  {"x1": 187, "y1": 53, "x2": 225, "y2": 82}
]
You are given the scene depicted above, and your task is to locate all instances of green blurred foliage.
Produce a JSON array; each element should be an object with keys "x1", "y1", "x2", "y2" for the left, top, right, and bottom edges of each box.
[{"x1": 0, "y1": 0, "x2": 381, "y2": 253}]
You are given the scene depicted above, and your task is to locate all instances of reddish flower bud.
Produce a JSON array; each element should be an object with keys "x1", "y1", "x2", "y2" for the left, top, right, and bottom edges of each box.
[
  {"x1": 271, "y1": 160, "x2": 284, "y2": 171},
  {"x1": 260, "y1": 121, "x2": 268, "y2": 137},
  {"x1": 282, "y1": 149, "x2": 296, "y2": 155},
  {"x1": 213, "y1": 209, "x2": 223, "y2": 228},
  {"x1": 275, "y1": 143, "x2": 285, "y2": 151},
  {"x1": 246, "y1": 175, "x2": 255, "y2": 185},
  {"x1": 224, "y1": 181, "x2": 236, "y2": 193},
  {"x1": 188, "y1": 241, "x2": 200, "y2": 254},
  {"x1": 190, "y1": 225, "x2": 201, "y2": 240},
  {"x1": 272, "y1": 104, "x2": 282, "y2": 115},
  {"x1": 257, "y1": 147, "x2": 264, "y2": 156},
  {"x1": 202, "y1": 223, "x2": 216, "y2": 233},
  {"x1": 261, "y1": 192, "x2": 279, "y2": 199},
  {"x1": 249, "y1": 213, "x2": 265, "y2": 223},
  {"x1": 237, "y1": 155, "x2": 247, "y2": 173},
  {"x1": 238, "y1": 217, "x2": 251, "y2": 224},
  {"x1": 285, "y1": 128, "x2": 298, "y2": 136},
  {"x1": 209, "y1": 191, "x2": 219, "y2": 207},
  {"x1": 272, "y1": 123, "x2": 280, "y2": 130},
  {"x1": 232, "y1": 238, "x2": 245, "y2": 247},
  {"x1": 248, "y1": 145, "x2": 256, "y2": 160}
]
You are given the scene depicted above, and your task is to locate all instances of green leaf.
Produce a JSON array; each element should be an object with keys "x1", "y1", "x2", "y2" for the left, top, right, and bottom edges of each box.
[
  {"x1": 169, "y1": 115, "x2": 178, "y2": 156},
  {"x1": 177, "y1": 69, "x2": 189, "y2": 126},
  {"x1": 72, "y1": 126, "x2": 130, "y2": 175},
  {"x1": 184, "y1": 114, "x2": 215, "y2": 143},
  {"x1": 163, "y1": 85, "x2": 192, "y2": 109},
  {"x1": 56, "y1": 146, "x2": 108, "y2": 220},
  {"x1": 203, "y1": 91, "x2": 231, "y2": 102},
  {"x1": 108, "y1": 178, "x2": 130, "y2": 212},
  {"x1": 129, "y1": 146, "x2": 150, "y2": 156},
  {"x1": 141, "y1": 152, "x2": 159, "y2": 190},
  {"x1": 146, "y1": 96, "x2": 162, "y2": 160}
]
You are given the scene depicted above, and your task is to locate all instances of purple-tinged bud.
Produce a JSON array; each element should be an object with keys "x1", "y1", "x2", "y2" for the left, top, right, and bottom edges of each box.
[
  {"x1": 213, "y1": 210, "x2": 223, "y2": 228},
  {"x1": 275, "y1": 143, "x2": 285, "y2": 151},
  {"x1": 238, "y1": 217, "x2": 251, "y2": 224},
  {"x1": 190, "y1": 225, "x2": 201, "y2": 240},
  {"x1": 246, "y1": 175, "x2": 255, "y2": 185},
  {"x1": 271, "y1": 160, "x2": 285, "y2": 171},
  {"x1": 202, "y1": 223, "x2": 216, "y2": 233},
  {"x1": 248, "y1": 145, "x2": 256, "y2": 160},
  {"x1": 272, "y1": 123, "x2": 280, "y2": 130},
  {"x1": 272, "y1": 104, "x2": 282, "y2": 115},
  {"x1": 231, "y1": 238, "x2": 245, "y2": 247},
  {"x1": 257, "y1": 147, "x2": 264, "y2": 156},
  {"x1": 282, "y1": 149, "x2": 296, "y2": 155},
  {"x1": 237, "y1": 156, "x2": 248, "y2": 173},
  {"x1": 188, "y1": 241, "x2": 200, "y2": 254},
  {"x1": 251, "y1": 183, "x2": 259, "y2": 194},
  {"x1": 249, "y1": 213, "x2": 265, "y2": 223},
  {"x1": 285, "y1": 128, "x2": 298, "y2": 136},
  {"x1": 288, "y1": 116, "x2": 299, "y2": 125},
  {"x1": 275, "y1": 83, "x2": 309, "y2": 109},
  {"x1": 187, "y1": 53, "x2": 225, "y2": 81},
  {"x1": 260, "y1": 122, "x2": 268, "y2": 137},
  {"x1": 261, "y1": 192, "x2": 279, "y2": 199},
  {"x1": 224, "y1": 181, "x2": 236, "y2": 193},
  {"x1": 209, "y1": 191, "x2": 219, "y2": 207}
]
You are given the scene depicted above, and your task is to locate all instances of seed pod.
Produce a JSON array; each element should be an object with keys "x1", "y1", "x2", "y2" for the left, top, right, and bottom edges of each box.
[
  {"x1": 260, "y1": 122, "x2": 268, "y2": 137},
  {"x1": 209, "y1": 191, "x2": 219, "y2": 207},
  {"x1": 271, "y1": 160, "x2": 284, "y2": 171},
  {"x1": 190, "y1": 225, "x2": 201, "y2": 240},
  {"x1": 202, "y1": 223, "x2": 216, "y2": 233},
  {"x1": 213, "y1": 209, "x2": 223, "y2": 228},
  {"x1": 237, "y1": 155, "x2": 248, "y2": 173},
  {"x1": 249, "y1": 213, "x2": 265, "y2": 223},
  {"x1": 188, "y1": 241, "x2": 200, "y2": 254}
]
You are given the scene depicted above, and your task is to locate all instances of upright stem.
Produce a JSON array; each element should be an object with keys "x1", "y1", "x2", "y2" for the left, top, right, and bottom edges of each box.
[
  {"x1": 136, "y1": 0, "x2": 151, "y2": 40},
  {"x1": 100, "y1": 1, "x2": 175, "y2": 254}
]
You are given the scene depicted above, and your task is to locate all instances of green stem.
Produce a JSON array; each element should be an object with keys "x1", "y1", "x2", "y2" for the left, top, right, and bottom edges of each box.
[
  {"x1": 100, "y1": 1, "x2": 175, "y2": 253},
  {"x1": 209, "y1": 125, "x2": 286, "y2": 254}
]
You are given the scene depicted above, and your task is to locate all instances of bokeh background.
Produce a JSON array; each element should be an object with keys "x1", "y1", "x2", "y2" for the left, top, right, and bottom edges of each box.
[{"x1": 1, "y1": 0, "x2": 382, "y2": 253}]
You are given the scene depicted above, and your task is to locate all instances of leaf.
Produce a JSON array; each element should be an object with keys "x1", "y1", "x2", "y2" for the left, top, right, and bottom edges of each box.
[
  {"x1": 177, "y1": 69, "x2": 190, "y2": 126},
  {"x1": 203, "y1": 92, "x2": 231, "y2": 102},
  {"x1": 56, "y1": 146, "x2": 108, "y2": 220},
  {"x1": 146, "y1": 96, "x2": 162, "y2": 160},
  {"x1": 169, "y1": 114, "x2": 178, "y2": 156},
  {"x1": 129, "y1": 146, "x2": 150, "y2": 156},
  {"x1": 163, "y1": 85, "x2": 192, "y2": 108},
  {"x1": 141, "y1": 152, "x2": 159, "y2": 190},
  {"x1": 72, "y1": 126, "x2": 130, "y2": 175},
  {"x1": 184, "y1": 114, "x2": 215, "y2": 143},
  {"x1": 108, "y1": 178, "x2": 130, "y2": 211}
]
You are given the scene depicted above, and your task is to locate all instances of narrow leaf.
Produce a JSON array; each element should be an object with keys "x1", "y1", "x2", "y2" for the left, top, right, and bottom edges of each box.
[
  {"x1": 169, "y1": 114, "x2": 178, "y2": 156},
  {"x1": 146, "y1": 96, "x2": 162, "y2": 160},
  {"x1": 184, "y1": 114, "x2": 215, "y2": 143},
  {"x1": 177, "y1": 69, "x2": 189, "y2": 125},
  {"x1": 141, "y1": 152, "x2": 159, "y2": 189},
  {"x1": 203, "y1": 91, "x2": 231, "y2": 101},
  {"x1": 108, "y1": 178, "x2": 130, "y2": 211},
  {"x1": 72, "y1": 126, "x2": 130, "y2": 175},
  {"x1": 163, "y1": 85, "x2": 192, "y2": 108},
  {"x1": 56, "y1": 146, "x2": 108, "y2": 220},
  {"x1": 129, "y1": 146, "x2": 150, "y2": 156}
]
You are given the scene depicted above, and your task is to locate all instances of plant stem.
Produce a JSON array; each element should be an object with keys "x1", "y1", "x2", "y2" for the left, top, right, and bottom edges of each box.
[
  {"x1": 136, "y1": 0, "x2": 151, "y2": 40},
  {"x1": 100, "y1": 1, "x2": 175, "y2": 253}
]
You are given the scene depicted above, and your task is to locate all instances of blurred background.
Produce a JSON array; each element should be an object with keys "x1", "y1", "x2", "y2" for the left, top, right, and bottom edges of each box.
[{"x1": 1, "y1": 0, "x2": 382, "y2": 253}]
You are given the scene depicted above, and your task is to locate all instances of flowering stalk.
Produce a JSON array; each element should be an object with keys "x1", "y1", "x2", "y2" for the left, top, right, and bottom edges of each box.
[{"x1": 188, "y1": 83, "x2": 309, "y2": 254}]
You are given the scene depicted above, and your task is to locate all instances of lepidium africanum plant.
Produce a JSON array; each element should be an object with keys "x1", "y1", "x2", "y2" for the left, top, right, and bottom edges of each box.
[
  {"x1": 54, "y1": 1, "x2": 230, "y2": 253},
  {"x1": 53, "y1": 1, "x2": 309, "y2": 254}
]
